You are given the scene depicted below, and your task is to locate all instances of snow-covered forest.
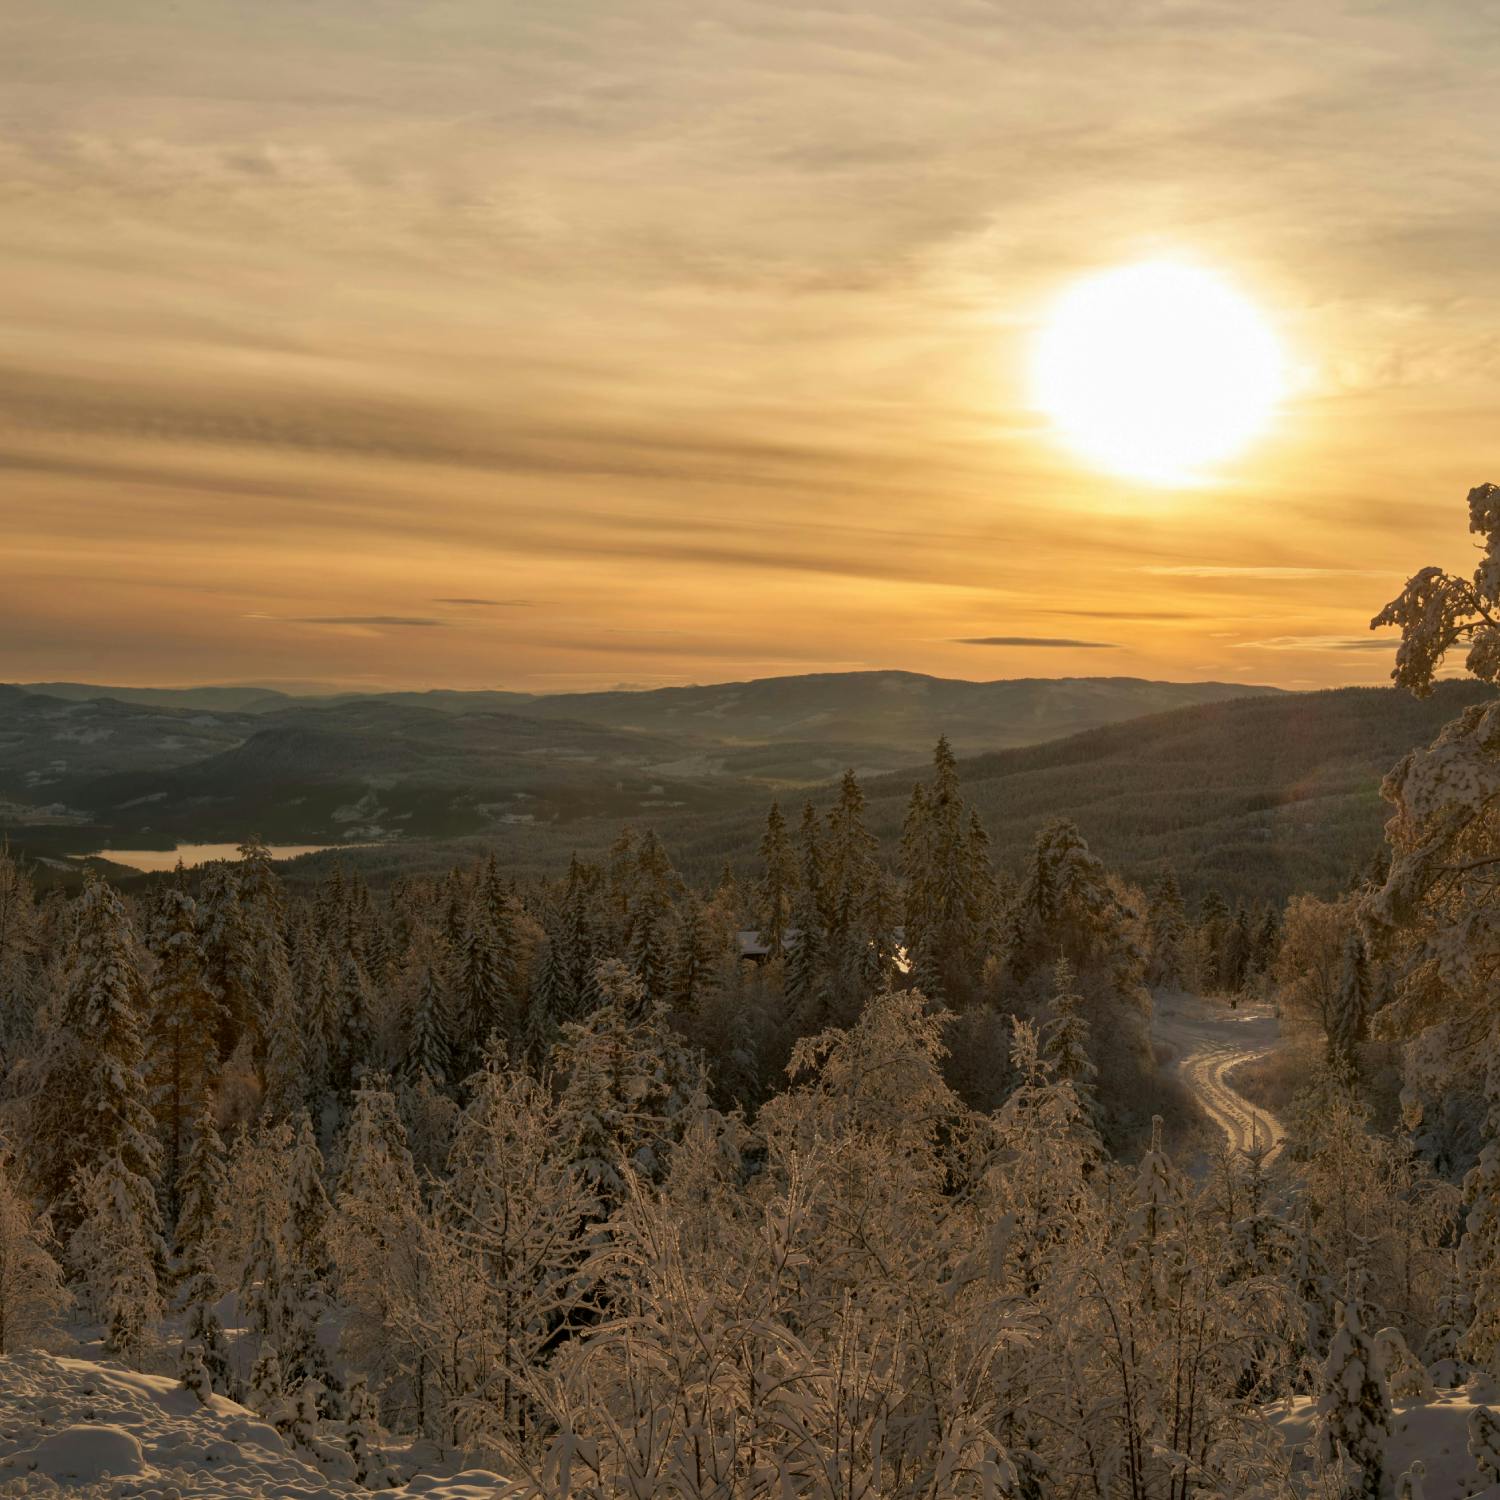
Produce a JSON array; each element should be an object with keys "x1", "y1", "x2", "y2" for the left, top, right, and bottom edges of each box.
[{"x1": 2, "y1": 487, "x2": 1500, "y2": 1497}]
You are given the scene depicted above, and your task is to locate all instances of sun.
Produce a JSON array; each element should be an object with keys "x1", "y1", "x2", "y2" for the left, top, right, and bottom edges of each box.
[{"x1": 1032, "y1": 260, "x2": 1286, "y2": 485}]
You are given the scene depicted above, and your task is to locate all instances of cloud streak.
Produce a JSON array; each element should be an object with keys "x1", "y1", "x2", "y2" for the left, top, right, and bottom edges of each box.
[{"x1": 955, "y1": 636, "x2": 1119, "y2": 649}]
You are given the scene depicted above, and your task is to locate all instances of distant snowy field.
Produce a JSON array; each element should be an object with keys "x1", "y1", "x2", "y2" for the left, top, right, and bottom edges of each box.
[{"x1": 0, "y1": 1354, "x2": 513, "y2": 1499}]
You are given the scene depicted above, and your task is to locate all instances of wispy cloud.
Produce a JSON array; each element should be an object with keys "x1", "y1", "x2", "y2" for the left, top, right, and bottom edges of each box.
[
  {"x1": 432, "y1": 597, "x2": 532, "y2": 607},
  {"x1": 1142, "y1": 566, "x2": 1388, "y2": 580},
  {"x1": 1041, "y1": 608, "x2": 1200, "y2": 621},
  {"x1": 247, "y1": 614, "x2": 450, "y2": 629},
  {"x1": 1236, "y1": 635, "x2": 1395, "y2": 652},
  {"x1": 955, "y1": 636, "x2": 1119, "y2": 649}
]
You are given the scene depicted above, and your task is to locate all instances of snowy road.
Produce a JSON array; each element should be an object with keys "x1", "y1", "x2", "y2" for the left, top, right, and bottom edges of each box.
[{"x1": 1153, "y1": 991, "x2": 1285, "y2": 1166}]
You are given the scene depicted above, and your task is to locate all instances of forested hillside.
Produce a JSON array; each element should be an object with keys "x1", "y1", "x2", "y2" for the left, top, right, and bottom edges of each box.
[{"x1": 663, "y1": 680, "x2": 1492, "y2": 904}]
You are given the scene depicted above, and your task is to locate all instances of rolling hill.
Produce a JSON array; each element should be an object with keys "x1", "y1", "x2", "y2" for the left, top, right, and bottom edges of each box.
[{"x1": 654, "y1": 680, "x2": 1496, "y2": 904}]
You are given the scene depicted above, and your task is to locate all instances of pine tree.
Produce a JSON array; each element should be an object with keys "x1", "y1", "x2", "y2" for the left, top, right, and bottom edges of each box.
[
  {"x1": 1329, "y1": 930, "x2": 1372, "y2": 1069},
  {"x1": 454, "y1": 914, "x2": 511, "y2": 1069},
  {"x1": 261, "y1": 975, "x2": 310, "y2": 1122},
  {"x1": 667, "y1": 890, "x2": 722, "y2": 1019},
  {"x1": 198, "y1": 861, "x2": 256, "y2": 1059},
  {"x1": 521, "y1": 932, "x2": 566, "y2": 1071},
  {"x1": 1470, "y1": 1407, "x2": 1500, "y2": 1484},
  {"x1": 1196, "y1": 889, "x2": 1231, "y2": 993},
  {"x1": 247, "y1": 1342, "x2": 285, "y2": 1419},
  {"x1": 1317, "y1": 1270, "x2": 1392, "y2": 1500},
  {"x1": 176, "y1": 1103, "x2": 233, "y2": 1392},
  {"x1": 402, "y1": 936, "x2": 454, "y2": 1085},
  {"x1": 70, "y1": 1146, "x2": 165, "y2": 1366},
  {"x1": 785, "y1": 803, "x2": 832, "y2": 1032},
  {"x1": 24, "y1": 874, "x2": 161, "y2": 1237},
  {"x1": 146, "y1": 887, "x2": 223, "y2": 1219},
  {"x1": 344, "y1": 1374, "x2": 395, "y2": 1487},
  {"x1": 333, "y1": 954, "x2": 374, "y2": 1094},
  {"x1": 627, "y1": 831, "x2": 679, "y2": 1001},
  {"x1": 1145, "y1": 871, "x2": 1189, "y2": 989},
  {"x1": 754, "y1": 801, "x2": 797, "y2": 959},
  {"x1": 1040, "y1": 957, "x2": 1096, "y2": 1095}
]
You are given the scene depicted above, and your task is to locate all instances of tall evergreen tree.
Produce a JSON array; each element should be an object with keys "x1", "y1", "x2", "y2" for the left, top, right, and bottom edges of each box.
[
  {"x1": 24, "y1": 874, "x2": 161, "y2": 1234},
  {"x1": 146, "y1": 887, "x2": 224, "y2": 1219},
  {"x1": 754, "y1": 801, "x2": 797, "y2": 959}
]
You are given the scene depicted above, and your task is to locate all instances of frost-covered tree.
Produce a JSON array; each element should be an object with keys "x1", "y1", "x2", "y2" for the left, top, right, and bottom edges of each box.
[
  {"x1": 176, "y1": 1102, "x2": 232, "y2": 1390},
  {"x1": 69, "y1": 1145, "x2": 165, "y2": 1365},
  {"x1": 1364, "y1": 482, "x2": 1500, "y2": 1104},
  {"x1": 1040, "y1": 955, "x2": 1095, "y2": 1097},
  {"x1": 1317, "y1": 1272, "x2": 1392, "y2": 1500},
  {"x1": 23, "y1": 874, "x2": 160, "y2": 1242},
  {"x1": 0, "y1": 1146, "x2": 68, "y2": 1354}
]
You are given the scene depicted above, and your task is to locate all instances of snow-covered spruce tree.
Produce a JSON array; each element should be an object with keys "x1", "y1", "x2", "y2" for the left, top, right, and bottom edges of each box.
[
  {"x1": 1472, "y1": 1406, "x2": 1500, "y2": 1485},
  {"x1": 0, "y1": 1145, "x2": 68, "y2": 1354},
  {"x1": 197, "y1": 860, "x2": 256, "y2": 1059},
  {"x1": 1373, "y1": 1326, "x2": 1434, "y2": 1402},
  {"x1": 146, "y1": 885, "x2": 224, "y2": 1219},
  {"x1": 246, "y1": 1341, "x2": 285, "y2": 1419},
  {"x1": 279, "y1": 1110, "x2": 335, "y2": 1388},
  {"x1": 625, "y1": 830, "x2": 680, "y2": 1002},
  {"x1": 260, "y1": 972, "x2": 309, "y2": 1123},
  {"x1": 1124, "y1": 1115, "x2": 1187, "y2": 1310},
  {"x1": 179, "y1": 1343, "x2": 212, "y2": 1405},
  {"x1": 176, "y1": 1102, "x2": 233, "y2": 1392},
  {"x1": 332, "y1": 953, "x2": 374, "y2": 1096},
  {"x1": 519, "y1": 932, "x2": 565, "y2": 1073},
  {"x1": 22, "y1": 872, "x2": 160, "y2": 1236},
  {"x1": 69, "y1": 1145, "x2": 165, "y2": 1366},
  {"x1": 399, "y1": 927, "x2": 454, "y2": 1085},
  {"x1": 1363, "y1": 482, "x2": 1500, "y2": 1122},
  {"x1": 552, "y1": 962, "x2": 705, "y2": 1203},
  {"x1": 1317, "y1": 1270, "x2": 1392, "y2": 1500},
  {"x1": 329, "y1": 1075, "x2": 427, "y2": 1423},
  {"x1": 454, "y1": 914, "x2": 511, "y2": 1073},
  {"x1": 1040, "y1": 955, "x2": 1096, "y2": 1099},
  {"x1": 343, "y1": 1373, "x2": 396, "y2": 1487}
]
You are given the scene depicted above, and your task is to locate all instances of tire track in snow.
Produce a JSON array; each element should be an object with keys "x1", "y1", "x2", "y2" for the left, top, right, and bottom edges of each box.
[{"x1": 1153, "y1": 993, "x2": 1285, "y2": 1167}]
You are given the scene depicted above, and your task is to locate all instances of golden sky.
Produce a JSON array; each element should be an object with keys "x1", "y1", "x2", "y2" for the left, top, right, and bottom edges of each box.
[{"x1": 2, "y1": 1, "x2": 1497, "y2": 693}]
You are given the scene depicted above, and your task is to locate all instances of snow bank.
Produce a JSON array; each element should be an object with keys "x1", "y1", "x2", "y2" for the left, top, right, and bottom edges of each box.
[
  {"x1": 1272, "y1": 1387, "x2": 1500, "y2": 1499},
  {"x1": 0, "y1": 1353, "x2": 517, "y2": 1499}
]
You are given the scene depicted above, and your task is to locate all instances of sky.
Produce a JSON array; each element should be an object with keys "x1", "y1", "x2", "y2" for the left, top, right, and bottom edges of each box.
[{"x1": 3, "y1": 0, "x2": 1498, "y2": 693}]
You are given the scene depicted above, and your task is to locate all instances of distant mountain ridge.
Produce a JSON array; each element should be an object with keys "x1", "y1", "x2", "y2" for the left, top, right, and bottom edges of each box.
[
  {"x1": 11, "y1": 672, "x2": 1284, "y2": 755},
  {"x1": 0, "y1": 671, "x2": 1288, "y2": 861}
]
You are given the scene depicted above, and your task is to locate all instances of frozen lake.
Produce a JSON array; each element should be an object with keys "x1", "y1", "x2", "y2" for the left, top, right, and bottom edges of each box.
[{"x1": 78, "y1": 843, "x2": 340, "y2": 872}]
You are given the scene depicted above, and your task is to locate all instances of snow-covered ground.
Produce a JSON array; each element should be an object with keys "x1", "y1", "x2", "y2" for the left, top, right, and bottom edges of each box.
[
  {"x1": 1153, "y1": 990, "x2": 1286, "y2": 1164},
  {"x1": 0, "y1": 1353, "x2": 516, "y2": 1499},
  {"x1": 1272, "y1": 1387, "x2": 1500, "y2": 1498}
]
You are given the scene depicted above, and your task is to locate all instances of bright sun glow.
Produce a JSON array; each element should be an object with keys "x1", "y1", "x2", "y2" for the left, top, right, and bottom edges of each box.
[{"x1": 1033, "y1": 261, "x2": 1286, "y2": 485}]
